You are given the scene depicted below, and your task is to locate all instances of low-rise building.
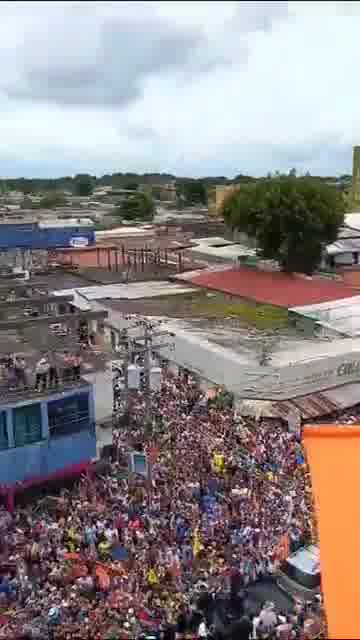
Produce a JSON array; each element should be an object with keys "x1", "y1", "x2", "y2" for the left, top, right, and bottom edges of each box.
[{"x1": 0, "y1": 284, "x2": 110, "y2": 510}]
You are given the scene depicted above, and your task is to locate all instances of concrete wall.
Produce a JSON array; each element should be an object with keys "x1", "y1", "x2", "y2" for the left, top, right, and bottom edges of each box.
[
  {"x1": 53, "y1": 247, "x2": 125, "y2": 269},
  {"x1": 83, "y1": 364, "x2": 113, "y2": 422},
  {"x1": 0, "y1": 224, "x2": 95, "y2": 250}
]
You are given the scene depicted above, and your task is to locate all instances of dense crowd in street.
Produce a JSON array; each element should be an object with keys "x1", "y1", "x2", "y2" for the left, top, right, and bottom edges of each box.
[{"x1": 0, "y1": 369, "x2": 325, "y2": 639}]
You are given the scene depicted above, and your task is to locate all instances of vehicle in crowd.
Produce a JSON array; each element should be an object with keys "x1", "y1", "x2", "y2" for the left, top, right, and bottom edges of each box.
[{"x1": 277, "y1": 545, "x2": 321, "y2": 600}]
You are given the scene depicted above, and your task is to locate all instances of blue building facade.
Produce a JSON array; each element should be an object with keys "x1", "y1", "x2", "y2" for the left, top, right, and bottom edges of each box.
[
  {"x1": 0, "y1": 222, "x2": 95, "y2": 250},
  {"x1": 0, "y1": 384, "x2": 96, "y2": 507}
]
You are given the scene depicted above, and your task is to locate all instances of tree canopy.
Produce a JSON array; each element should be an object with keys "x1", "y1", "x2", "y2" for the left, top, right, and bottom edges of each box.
[
  {"x1": 123, "y1": 181, "x2": 139, "y2": 191},
  {"x1": 176, "y1": 180, "x2": 207, "y2": 205},
  {"x1": 73, "y1": 174, "x2": 94, "y2": 197},
  {"x1": 116, "y1": 192, "x2": 155, "y2": 222},
  {"x1": 39, "y1": 192, "x2": 67, "y2": 209},
  {"x1": 222, "y1": 176, "x2": 345, "y2": 274}
]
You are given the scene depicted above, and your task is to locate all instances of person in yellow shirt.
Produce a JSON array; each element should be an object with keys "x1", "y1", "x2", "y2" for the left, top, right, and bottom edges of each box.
[
  {"x1": 212, "y1": 453, "x2": 225, "y2": 475},
  {"x1": 147, "y1": 567, "x2": 159, "y2": 585}
]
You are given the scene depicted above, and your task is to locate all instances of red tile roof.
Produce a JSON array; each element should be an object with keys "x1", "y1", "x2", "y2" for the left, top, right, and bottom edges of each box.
[{"x1": 189, "y1": 267, "x2": 359, "y2": 308}]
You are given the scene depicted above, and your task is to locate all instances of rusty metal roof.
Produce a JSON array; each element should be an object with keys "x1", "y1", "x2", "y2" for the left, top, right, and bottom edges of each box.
[{"x1": 273, "y1": 392, "x2": 340, "y2": 420}]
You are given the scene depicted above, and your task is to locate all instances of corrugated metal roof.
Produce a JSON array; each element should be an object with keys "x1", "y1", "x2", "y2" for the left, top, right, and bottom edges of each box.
[
  {"x1": 345, "y1": 213, "x2": 360, "y2": 231},
  {"x1": 327, "y1": 238, "x2": 360, "y2": 255},
  {"x1": 190, "y1": 267, "x2": 359, "y2": 308},
  {"x1": 272, "y1": 392, "x2": 339, "y2": 420},
  {"x1": 240, "y1": 383, "x2": 360, "y2": 420},
  {"x1": 324, "y1": 382, "x2": 360, "y2": 409},
  {"x1": 291, "y1": 296, "x2": 360, "y2": 337}
]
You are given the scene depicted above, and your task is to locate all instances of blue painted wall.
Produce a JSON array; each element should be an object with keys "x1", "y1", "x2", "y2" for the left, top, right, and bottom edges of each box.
[
  {"x1": 0, "y1": 386, "x2": 96, "y2": 486},
  {"x1": 0, "y1": 223, "x2": 95, "y2": 250},
  {"x1": 0, "y1": 429, "x2": 96, "y2": 485}
]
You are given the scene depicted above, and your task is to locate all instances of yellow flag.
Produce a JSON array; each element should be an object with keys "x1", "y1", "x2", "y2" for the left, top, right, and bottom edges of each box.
[
  {"x1": 193, "y1": 527, "x2": 204, "y2": 557},
  {"x1": 212, "y1": 453, "x2": 225, "y2": 474},
  {"x1": 147, "y1": 568, "x2": 159, "y2": 585}
]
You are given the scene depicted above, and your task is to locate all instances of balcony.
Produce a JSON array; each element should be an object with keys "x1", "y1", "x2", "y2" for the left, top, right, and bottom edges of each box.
[
  {"x1": 0, "y1": 348, "x2": 107, "y2": 406},
  {"x1": 0, "y1": 374, "x2": 90, "y2": 405}
]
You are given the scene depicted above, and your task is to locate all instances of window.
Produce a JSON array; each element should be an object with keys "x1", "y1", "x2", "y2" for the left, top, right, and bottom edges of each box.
[
  {"x1": 13, "y1": 403, "x2": 42, "y2": 447},
  {"x1": 48, "y1": 392, "x2": 90, "y2": 438},
  {"x1": 0, "y1": 412, "x2": 7, "y2": 450}
]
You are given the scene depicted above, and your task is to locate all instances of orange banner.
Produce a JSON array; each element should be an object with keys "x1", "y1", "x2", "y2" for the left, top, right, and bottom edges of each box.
[{"x1": 303, "y1": 425, "x2": 360, "y2": 640}]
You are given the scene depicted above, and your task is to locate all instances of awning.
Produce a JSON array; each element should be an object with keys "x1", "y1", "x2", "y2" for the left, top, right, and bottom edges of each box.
[
  {"x1": 324, "y1": 382, "x2": 360, "y2": 409},
  {"x1": 272, "y1": 392, "x2": 339, "y2": 420},
  {"x1": 239, "y1": 382, "x2": 360, "y2": 421}
]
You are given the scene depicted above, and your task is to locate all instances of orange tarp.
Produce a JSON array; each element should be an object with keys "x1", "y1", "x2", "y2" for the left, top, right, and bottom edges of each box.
[{"x1": 303, "y1": 424, "x2": 360, "y2": 640}]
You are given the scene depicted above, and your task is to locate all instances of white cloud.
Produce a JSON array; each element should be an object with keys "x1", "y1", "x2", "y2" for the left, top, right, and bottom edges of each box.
[{"x1": 0, "y1": 1, "x2": 357, "y2": 177}]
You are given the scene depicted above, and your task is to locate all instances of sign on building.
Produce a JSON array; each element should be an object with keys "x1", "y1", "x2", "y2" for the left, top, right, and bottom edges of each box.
[{"x1": 69, "y1": 236, "x2": 89, "y2": 248}]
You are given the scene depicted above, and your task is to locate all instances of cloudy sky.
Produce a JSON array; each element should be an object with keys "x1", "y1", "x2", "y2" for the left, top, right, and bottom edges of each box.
[{"x1": 0, "y1": 1, "x2": 359, "y2": 178}]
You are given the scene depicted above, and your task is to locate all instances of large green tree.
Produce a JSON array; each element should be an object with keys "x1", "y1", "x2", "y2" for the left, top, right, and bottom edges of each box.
[
  {"x1": 222, "y1": 176, "x2": 345, "y2": 274},
  {"x1": 117, "y1": 192, "x2": 155, "y2": 221},
  {"x1": 73, "y1": 174, "x2": 94, "y2": 197},
  {"x1": 177, "y1": 180, "x2": 207, "y2": 205}
]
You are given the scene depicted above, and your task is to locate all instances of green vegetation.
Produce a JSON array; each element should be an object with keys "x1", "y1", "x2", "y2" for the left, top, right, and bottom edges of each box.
[
  {"x1": 38, "y1": 192, "x2": 67, "y2": 209},
  {"x1": 191, "y1": 299, "x2": 289, "y2": 329},
  {"x1": 123, "y1": 181, "x2": 139, "y2": 191},
  {"x1": 0, "y1": 171, "x2": 351, "y2": 203},
  {"x1": 115, "y1": 192, "x2": 155, "y2": 222},
  {"x1": 176, "y1": 180, "x2": 207, "y2": 205},
  {"x1": 222, "y1": 175, "x2": 345, "y2": 274},
  {"x1": 73, "y1": 173, "x2": 94, "y2": 197}
]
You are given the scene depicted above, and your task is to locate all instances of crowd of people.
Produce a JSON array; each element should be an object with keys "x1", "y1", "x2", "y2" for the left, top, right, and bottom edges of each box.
[{"x1": 0, "y1": 369, "x2": 325, "y2": 639}]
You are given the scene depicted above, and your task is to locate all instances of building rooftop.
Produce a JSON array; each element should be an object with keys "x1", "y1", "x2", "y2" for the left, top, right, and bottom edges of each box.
[
  {"x1": 184, "y1": 236, "x2": 256, "y2": 264},
  {"x1": 53, "y1": 281, "x2": 198, "y2": 304},
  {"x1": 0, "y1": 338, "x2": 109, "y2": 406},
  {"x1": 344, "y1": 212, "x2": 360, "y2": 232},
  {"x1": 187, "y1": 267, "x2": 359, "y2": 308},
  {"x1": 327, "y1": 238, "x2": 360, "y2": 255},
  {"x1": 291, "y1": 295, "x2": 360, "y2": 337}
]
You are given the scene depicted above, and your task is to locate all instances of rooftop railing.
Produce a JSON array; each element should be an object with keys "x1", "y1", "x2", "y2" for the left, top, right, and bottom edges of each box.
[{"x1": 0, "y1": 367, "x2": 90, "y2": 402}]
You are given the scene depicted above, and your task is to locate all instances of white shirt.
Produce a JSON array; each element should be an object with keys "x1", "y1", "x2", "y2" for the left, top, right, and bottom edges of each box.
[{"x1": 198, "y1": 621, "x2": 208, "y2": 638}]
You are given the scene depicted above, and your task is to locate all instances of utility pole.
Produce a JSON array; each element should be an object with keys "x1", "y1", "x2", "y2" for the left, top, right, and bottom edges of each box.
[
  {"x1": 113, "y1": 318, "x2": 174, "y2": 422},
  {"x1": 113, "y1": 318, "x2": 174, "y2": 506}
]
